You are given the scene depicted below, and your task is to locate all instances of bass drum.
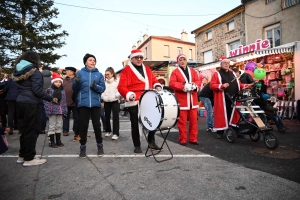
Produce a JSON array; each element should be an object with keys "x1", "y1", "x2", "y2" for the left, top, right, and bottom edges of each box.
[{"x1": 139, "y1": 90, "x2": 179, "y2": 131}]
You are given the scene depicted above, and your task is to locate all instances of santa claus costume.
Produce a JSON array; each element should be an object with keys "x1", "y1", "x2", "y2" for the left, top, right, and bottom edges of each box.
[
  {"x1": 118, "y1": 49, "x2": 162, "y2": 153},
  {"x1": 210, "y1": 58, "x2": 248, "y2": 136},
  {"x1": 169, "y1": 54, "x2": 201, "y2": 145}
]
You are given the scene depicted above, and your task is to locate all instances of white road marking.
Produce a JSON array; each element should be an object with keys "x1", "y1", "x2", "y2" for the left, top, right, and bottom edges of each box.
[{"x1": 1, "y1": 154, "x2": 213, "y2": 158}]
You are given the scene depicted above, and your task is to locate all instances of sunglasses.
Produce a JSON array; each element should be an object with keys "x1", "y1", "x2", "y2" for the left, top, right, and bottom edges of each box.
[{"x1": 134, "y1": 56, "x2": 144, "y2": 60}]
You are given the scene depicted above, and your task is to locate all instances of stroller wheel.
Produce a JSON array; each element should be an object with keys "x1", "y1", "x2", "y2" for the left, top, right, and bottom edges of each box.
[
  {"x1": 225, "y1": 127, "x2": 236, "y2": 143},
  {"x1": 263, "y1": 131, "x2": 279, "y2": 150},
  {"x1": 249, "y1": 131, "x2": 260, "y2": 142}
]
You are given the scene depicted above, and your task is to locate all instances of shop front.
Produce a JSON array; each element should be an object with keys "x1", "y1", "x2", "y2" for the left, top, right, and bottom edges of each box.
[{"x1": 196, "y1": 41, "x2": 300, "y2": 119}]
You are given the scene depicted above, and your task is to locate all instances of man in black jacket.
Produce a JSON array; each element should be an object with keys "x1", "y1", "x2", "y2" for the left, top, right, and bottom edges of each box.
[{"x1": 198, "y1": 82, "x2": 216, "y2": 132}]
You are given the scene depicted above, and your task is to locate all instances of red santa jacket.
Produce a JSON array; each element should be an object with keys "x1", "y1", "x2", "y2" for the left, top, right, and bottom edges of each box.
[
  {"x1": 169, "y1": 67, "x2": 200, "y2": 110},
  {"x1": 118, "y1": 61, "x2": 161, "y2": 107},
  {"x1": 210, "y1": 70, "x2": 247, "y2": 130}
]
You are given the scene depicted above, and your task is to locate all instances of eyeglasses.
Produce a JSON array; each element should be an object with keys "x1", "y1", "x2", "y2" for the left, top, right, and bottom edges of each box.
[{"x1": 134, "y1": 56, "x2": 144, "y2": 60}]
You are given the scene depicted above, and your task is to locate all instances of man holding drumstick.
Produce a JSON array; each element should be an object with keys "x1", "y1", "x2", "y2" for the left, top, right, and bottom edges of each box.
[{"x1": 118, "y1": 49, "x2": 162, "y2": 154}]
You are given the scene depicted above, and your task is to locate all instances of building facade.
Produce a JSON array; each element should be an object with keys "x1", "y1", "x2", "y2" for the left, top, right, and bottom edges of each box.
[{"x1": 191, "y1": 5, "x2": 246, "y2": 64}]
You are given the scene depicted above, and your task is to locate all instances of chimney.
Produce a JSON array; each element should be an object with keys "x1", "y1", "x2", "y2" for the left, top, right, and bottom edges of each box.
[
  {"x1": 137, "y1": 40, "x2": 141, "y2": 47},
  {"x1": 143, "y1": 34, "x2": 148, "y2": 41},
  {"x1": 181, "y1": 29, "x2": 188, "y2": 42},
  {"x1": 132, "y1": 45, "x2": 136, "y2": 50}
]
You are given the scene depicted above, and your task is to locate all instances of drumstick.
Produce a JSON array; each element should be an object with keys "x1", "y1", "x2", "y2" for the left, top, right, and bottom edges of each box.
[{"x1": 231, "y1": 75, "x2": 240, "y2": 83}]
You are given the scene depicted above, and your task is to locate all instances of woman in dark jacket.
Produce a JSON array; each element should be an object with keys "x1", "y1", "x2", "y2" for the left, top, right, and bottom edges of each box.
[{"x1": 11, "y1": 51, "x2": 55, "y2": 167}]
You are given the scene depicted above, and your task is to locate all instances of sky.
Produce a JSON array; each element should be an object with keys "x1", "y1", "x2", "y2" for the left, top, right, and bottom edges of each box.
[{"x1": 51, "y1": 0, "x2": 242, "y2": 74}]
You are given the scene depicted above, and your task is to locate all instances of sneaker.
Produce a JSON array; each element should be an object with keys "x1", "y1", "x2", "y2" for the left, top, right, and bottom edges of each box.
[
  {"x1": 17, "y1": 157, "x2": 24, "y2": 163},
  {"x1": 63, "y1": 132, "x2": 69, "y2": 136},
  {"x1": 79, "y1": 145, "x2": 86, "y2": 158},
  {"x1": 97, "y1": 143, "x2": 104, "y2": 157},
  {"x1": 211, "y1": 128, "x2": 217, "y2": 133},
  {"x1": 105, "y1": 132, "x2": 111, "y2": 137},
  {"x1": 73, "y1": 135, "x2": 80, "y2": 142},
  {"x1": 134, "y1": 147, "x2": 142, "y2": 154},
  {"x1": 111, "y1": 134, "x2": 119, "y2": 140},
  {"x1": 23, "y1": 157, "x2": 47, "y2": 167}
]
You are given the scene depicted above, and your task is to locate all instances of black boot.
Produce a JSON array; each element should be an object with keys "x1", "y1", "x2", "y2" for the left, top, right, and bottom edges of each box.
[
  {"x1": 49, "y1": 134, "x2": 58, "y2": 148},
  {"x1": 55, "y1": 133, "x2": 64, "y2": 147},
  {"x1": 148, "y1": 136, "x2": 162, "y2": 151}
]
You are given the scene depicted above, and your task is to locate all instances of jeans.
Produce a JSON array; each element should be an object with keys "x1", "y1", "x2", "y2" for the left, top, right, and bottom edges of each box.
[
  {"x1": 267, "y1": 114, "x2": 283, "y2": 129},
  {"x1": 63, "y1": 106, "x2": 79, "y2": 134},
  {"x1": 100, "y1": 108, "x2": 106, "y2": 131},
  {"x1": 199, "y1": 97, "x2": 214, "y2": 128}
]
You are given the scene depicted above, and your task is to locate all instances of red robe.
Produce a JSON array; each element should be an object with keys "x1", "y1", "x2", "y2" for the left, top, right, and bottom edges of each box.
[
  {"x1": 169, "y1": 67, "x2": 200, "y2": 144},
  {"x1": 210, "y1": 70, "x2": 246, "y2": 130},
  {"x1": 118, "y1": 61, "x2": 161, "y2": 107}
]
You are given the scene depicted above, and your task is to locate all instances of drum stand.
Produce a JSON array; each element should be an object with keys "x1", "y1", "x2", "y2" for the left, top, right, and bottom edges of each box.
[{"x1": 142, "y1": 128, "x2": 173, "y2": 163}]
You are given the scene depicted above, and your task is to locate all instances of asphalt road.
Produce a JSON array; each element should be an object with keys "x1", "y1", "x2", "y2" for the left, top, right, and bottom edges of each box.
[{"x1": 0, "y1": 113, "x2": 299, "y2": 200}]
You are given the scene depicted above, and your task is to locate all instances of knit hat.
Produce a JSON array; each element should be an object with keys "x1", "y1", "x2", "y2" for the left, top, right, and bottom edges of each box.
[
  {"x1": 83, "y1": 53, "x2": 96, "y2": 65},
  {"x1": 177, "y1": 54, "x2": 187, "y2": 63},
  {"x1": 51, "y1": 72, "x2": 63, "y2": 83},
  {"x1": 130, "y1": 49, "x2": 144, "y2": 60},
  {"x1": 65, "y1": 66, "x2": 76, "y2": 73}
]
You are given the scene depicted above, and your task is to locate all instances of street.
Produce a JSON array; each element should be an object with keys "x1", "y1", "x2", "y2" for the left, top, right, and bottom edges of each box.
[{"x1": 0, "y1": 114, "x2": 300, "y2": 200}]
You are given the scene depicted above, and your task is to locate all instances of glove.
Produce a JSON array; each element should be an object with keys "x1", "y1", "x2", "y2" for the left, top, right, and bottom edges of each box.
[
  {"x1": 75, "y1": 76, "x2": 80, "y2": 82},
  {"x1": 191, "y1": 83, "x2": 197, "y2": 90},
  {"x1": 62, "y1": 113, "x2": 68, "y2": 120},
  {"x1": 45, "y1": 88, "x2": 51, "y2": 94},
  {"x1": 52, "y1": 98, "x2": 58, "y2": 104},
  {"x1": 183, "y1": 83, "x2": 192, "y2": 92},
  {"x1": 90, "y1": 80, "x2": 96, "y2": 88}
]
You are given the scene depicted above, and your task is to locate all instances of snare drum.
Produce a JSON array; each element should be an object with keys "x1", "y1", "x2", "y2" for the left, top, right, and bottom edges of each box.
[
  {"x1": 235, "y1": 89, "x2": 258, "y2": 102},
  {"x1": 139, "y1": 90, "x2": 179, "y2": 131}
]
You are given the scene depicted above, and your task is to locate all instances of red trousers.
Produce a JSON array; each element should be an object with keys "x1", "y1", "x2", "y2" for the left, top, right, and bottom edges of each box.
[{"x1": 177, "y1": 108, "x2": 198, "y2": 144}]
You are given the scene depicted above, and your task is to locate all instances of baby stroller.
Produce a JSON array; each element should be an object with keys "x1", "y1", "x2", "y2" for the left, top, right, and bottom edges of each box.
[{"x1": 224, "y1": 84, "x2": 279, "y2": 150}]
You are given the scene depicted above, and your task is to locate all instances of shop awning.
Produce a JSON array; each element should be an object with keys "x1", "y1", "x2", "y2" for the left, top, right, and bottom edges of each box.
[{"x1": 197, "y1": 42, "x2": 295, "y2": 71}]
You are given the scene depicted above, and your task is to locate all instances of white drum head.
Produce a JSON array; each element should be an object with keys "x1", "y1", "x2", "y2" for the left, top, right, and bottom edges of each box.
[{"x1": 139, "y1": 90, "x2": 163, "y2": 131}]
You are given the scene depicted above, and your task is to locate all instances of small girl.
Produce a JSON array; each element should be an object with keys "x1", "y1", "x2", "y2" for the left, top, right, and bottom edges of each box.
[{"x1": 44, "y1": 72, "x2": 68, "y2": 148}]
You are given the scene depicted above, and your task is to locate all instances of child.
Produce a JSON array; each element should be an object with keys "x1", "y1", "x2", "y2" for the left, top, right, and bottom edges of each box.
[{"x1": 44, "y1": 72, "x2": 68, "y2": 148}]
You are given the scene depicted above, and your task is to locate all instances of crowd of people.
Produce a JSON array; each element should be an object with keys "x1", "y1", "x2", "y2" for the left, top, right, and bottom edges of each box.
[{"x1": 0, "y1": 50, "x2": 289, "y2": 166}]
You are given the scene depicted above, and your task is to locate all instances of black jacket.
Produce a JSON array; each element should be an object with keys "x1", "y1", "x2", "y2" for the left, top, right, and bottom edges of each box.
[{"x1": 198, "y1": 83, "x2": 214, "y2": 106}]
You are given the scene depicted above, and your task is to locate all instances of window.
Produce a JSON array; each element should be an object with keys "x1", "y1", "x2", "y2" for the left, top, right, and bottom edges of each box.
[
  {"x1": 228, "y1": 40, "x2": 241, "y2": 51},
  {"x1": 203, "y1": 50, "x2": 213, "y2": 64},
  {"x1": 206, "y1": 31, "x2": 212, "y2": 40},
  {"x1": 227, "y1": 21, "x2": 235, "y2": 31},
  {"x1": 164, "y1": 45, "x2": 169, "y2": 57},
  {"x1": 266, "y1": 0, "x2": 275, "y2": 3},
  {"x1": 282, "y1": 0, "x2": 300, "y2": 8},
  {"x1": 145, "y1": 47, "x2": 148, "y2": 60},
  {"x1": 265, "y1": 24, "x2": 281, "y2": 48},
  {"x1": 177, "y1": 47, "x2": 182, "y2": 55},
  {"x1": 189, "y1": 49, "x2": 193, "y2": 60}
]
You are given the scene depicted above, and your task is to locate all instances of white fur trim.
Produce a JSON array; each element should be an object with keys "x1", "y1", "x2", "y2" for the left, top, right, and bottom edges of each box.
[
  {"x1": 126, "y1": 91, "x2": 135, "y2": 101},
  {"x1": 153, "y1": 83, "x2": 162, "y2": 89},
  {"x1": 130, "y1": 52, "x2": 144, "y2": 59},
  {"x1": 51, "y1": 78, "x2": 63, "y2": 83}
]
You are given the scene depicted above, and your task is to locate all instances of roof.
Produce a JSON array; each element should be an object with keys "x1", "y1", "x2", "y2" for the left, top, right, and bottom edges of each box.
[
  {"x1": 191, "y1": 5, "x2": 244, "y2": 34},
  {"x1": 138, "y1": 35, "x2": 195, "y2": 49}
]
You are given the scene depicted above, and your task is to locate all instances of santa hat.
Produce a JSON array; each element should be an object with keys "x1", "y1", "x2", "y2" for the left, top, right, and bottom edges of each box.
[
  {"x1": 130, "y1": 49, "x2": 144, "y2": 60},
  {"x1": 177, "y1": 54, "x2": 187, "y2": 63},
  {"x1": 51, "y1": 72, "x2": 63, "y2": 83},
  {"x1": 219, "y1": 56, "x2": 230, "y2": 63}
]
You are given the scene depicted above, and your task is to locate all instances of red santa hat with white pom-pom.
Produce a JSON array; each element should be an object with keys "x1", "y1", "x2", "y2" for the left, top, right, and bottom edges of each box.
[
  {"x1": 51, "y1": 72, "x2": 63, "y2": 83},
  {"x1": 130, "y1": 49, "x2": 144, "y2": 60}
]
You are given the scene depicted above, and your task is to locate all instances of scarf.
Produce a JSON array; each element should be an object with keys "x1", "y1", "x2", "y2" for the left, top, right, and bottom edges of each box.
[{"x1": 51, "y1": 84, "x2": 63, "y2": 102}]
